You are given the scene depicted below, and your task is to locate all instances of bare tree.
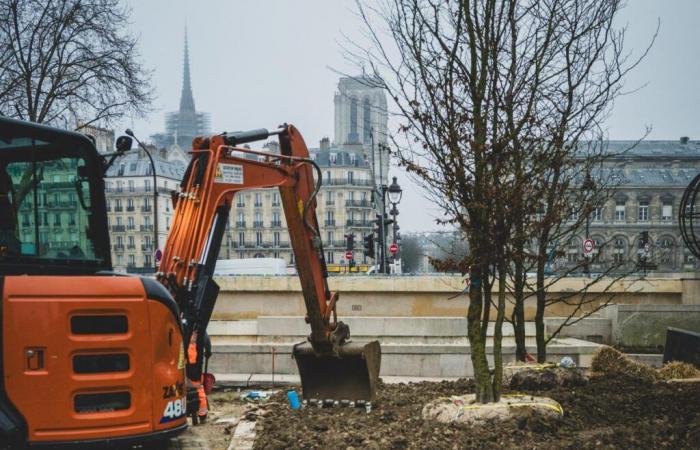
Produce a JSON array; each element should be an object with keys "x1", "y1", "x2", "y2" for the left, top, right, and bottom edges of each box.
[
  {"x1": 0, "y1": 0, "x2": 152, "y2": 129},
  {"x1": 352, "y1": 0, "x2": 654, "y2": 401}
]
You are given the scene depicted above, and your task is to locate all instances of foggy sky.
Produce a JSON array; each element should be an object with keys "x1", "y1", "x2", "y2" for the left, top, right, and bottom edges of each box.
[{"x1": 122, "y1": 0, "x2": 700, "y2": 232}]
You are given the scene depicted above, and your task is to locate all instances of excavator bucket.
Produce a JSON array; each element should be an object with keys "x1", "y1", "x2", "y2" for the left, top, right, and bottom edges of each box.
[{"x1": 293, "y1": 340, "x2": 381, "y2": 403}]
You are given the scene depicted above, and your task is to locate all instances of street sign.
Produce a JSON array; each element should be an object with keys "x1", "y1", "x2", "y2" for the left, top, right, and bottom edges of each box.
[
  {"x1": 154, "y1": 248, "x2": 163, "y2": 264},
  {"x1": 389, "y1": 243, "x2": 399, "y2": 254},
  {"x1": 345, "y1": 250, "x2": 353, "y2": 260},
  {"x1": 583, "y1": 239, "x2": 594, "y2": 255}
]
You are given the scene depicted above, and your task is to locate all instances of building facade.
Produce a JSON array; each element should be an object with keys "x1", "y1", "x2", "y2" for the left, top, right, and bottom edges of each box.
[
  {"x1": 104, "y1": 147, "x2": 187, "y2": 273},
  {"x1": 558, "y1": 139, "x2": 700, "y2": 273},
  {"x1": 334, "y1": 76, "x2": 389, "y2": 185},
  {"x1": 219, "y1": 139, "x2": 375, "y2": 266}
]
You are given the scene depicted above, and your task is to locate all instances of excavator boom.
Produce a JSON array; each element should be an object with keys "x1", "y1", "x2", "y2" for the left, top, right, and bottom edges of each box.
[{"x1": 157, "y1": 125, "x2": 380, "y2": 403}]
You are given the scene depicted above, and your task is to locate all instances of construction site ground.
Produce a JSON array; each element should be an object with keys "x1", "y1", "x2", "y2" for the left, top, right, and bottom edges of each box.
[{"x1": 253, "y1": 374, "x2": 700, "y2": 450}]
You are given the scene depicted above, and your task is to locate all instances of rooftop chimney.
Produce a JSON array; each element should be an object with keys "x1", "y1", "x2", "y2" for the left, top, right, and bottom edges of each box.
[
  {"x1": 320, "y1": 137, "x2": 330, "y2": 151},
  {"x1": 680, "y1": 136, "x2": 690, "y2": 144}
]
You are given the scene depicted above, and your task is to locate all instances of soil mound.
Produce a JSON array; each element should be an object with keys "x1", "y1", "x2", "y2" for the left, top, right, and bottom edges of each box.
[
  {"x1": 509, "y1": 367, "x2": 588, "y2": 390},
  {"x1": 591, "y1": 346, "x2": 658, "y2": 381},
  {"x1": 422, "y1": 393, "x2": 563, "y2": 424}
]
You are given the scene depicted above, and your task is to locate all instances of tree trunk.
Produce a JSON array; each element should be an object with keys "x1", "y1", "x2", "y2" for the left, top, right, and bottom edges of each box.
[
  {"x1": 467, "y1": 266, "x2": 494, "y2": 403},
  {"x1": 492, "y1": 263, "x2": 507, "y2": 401},
  {"x1": 513, "y1": 256, "x2": 527, "y2": 361},
  {"x1": 535, "y1": 241, "x2": 548, "y2": 363}
]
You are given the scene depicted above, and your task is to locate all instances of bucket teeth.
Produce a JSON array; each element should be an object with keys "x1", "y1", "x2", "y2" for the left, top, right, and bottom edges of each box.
[{"x1": 293, "y1": 340, "x2": 381, "y2": 403}]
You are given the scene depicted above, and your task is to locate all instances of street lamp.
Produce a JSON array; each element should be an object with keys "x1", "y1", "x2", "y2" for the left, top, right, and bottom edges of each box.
[
  {"x1": 581, "y1": 171, "x2": 595, "y2": 277},
  {"x1": 387, "y1": 177, "x2": 402, "y2": 273}
]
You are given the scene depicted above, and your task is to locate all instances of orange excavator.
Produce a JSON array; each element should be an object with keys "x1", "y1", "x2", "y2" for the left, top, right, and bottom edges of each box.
[{"x1": 0, "y1": 118, "x2": 379, "y2": 449}]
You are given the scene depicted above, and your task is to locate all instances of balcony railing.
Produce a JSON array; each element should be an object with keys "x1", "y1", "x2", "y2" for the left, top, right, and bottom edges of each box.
[
  {"x1": 345, "y1": 200, "x2": 372, "y2": 208},
  {"x1": 127, "y1": 244, "x2": 136, "y2": 250},
  {"x1": 113, "y1": 244, "x2": 125, "y2": 251},
  {"x1": 236, "y1": 221, "x2": 246, "y2": 227},
  {"x1": 270, "y1": 221, "x2": 282, "y2": 227},
  {"x1": 141, "y1": 206, "x2": 152, "y2": 212},
  {"x1": 324, "y1": 179, "x2": 373, "y2": 187},
  {"x1": 324, "y1": 219, "x2": 336, "y2": 226},
  {"x1": 346, "y1": 220, "x2": 372, "y2": 227},
  {"x1": 254, "y1": 202, "x2": 263, "y2": 208},
  {"x1": 127, "y1": 225, "x2": 136, "y2": 231},
  {"x1": 111, "y1": 225, "x2": 126, "y2": 232},
  {"x1": 141, "y1": 244, "x2": 153, "y2": 251},
  {"x1": 236, "y1": 203, "x2": 245, "y2": 208},
  {"x1": 140, "y1": 225, "x2": 154, "y2": 232},
  {"x1": 126, "y1": 206, "x2": 135, "y2": 212},
  {"x1": 114, "y1": 206, "x2": 123, "y2": 212},
  {"x1": 253, "y1": 221, "x2": 264, "y2": 227}
]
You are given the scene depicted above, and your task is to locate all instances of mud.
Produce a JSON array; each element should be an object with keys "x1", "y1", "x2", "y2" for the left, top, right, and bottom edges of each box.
[{"x1": 254, "y1": 375, "x2": 700, "y2": 449}]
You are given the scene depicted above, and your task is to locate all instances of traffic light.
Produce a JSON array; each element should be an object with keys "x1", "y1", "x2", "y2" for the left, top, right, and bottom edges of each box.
[
  {"x1": 363, "y1": 233, "x2": 375, "y2": 258},
  {"x1": 345, "y1": 233, "x2": 355, "y2": 251}
]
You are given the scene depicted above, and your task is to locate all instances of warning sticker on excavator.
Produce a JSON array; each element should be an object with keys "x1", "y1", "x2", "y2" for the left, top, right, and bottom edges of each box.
[{"x1": 215, "y1": 163, "x2": 244, "y2": 184}]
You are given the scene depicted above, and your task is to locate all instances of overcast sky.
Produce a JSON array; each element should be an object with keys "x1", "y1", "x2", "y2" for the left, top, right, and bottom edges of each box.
[{"x1": 122, "y1": 0, "x2": 700, "y2": 232}]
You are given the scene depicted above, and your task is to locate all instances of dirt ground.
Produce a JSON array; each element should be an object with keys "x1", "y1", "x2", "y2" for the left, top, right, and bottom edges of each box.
[
  {"x1": 183, "y1": 389, "x2": 249, "y2": 450},
  {"x1": 253, "y1": 375, "x2": 700, "y2": 449}
]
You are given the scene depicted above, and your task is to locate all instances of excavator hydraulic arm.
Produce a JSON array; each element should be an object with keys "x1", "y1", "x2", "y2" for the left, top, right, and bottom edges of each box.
[{"x1": 157, "y1": 124, "x2": 380, "y2": 403}]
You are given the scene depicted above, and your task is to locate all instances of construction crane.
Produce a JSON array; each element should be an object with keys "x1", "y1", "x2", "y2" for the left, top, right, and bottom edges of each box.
[{"x1": 0, "y1": 118, "x2": 379, "y2": 449}]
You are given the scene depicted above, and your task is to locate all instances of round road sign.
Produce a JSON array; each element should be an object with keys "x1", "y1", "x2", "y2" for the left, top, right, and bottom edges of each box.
[
  {"x1": 154, "y1": 248, "x2": 163, "y2": 263},
  {"x1": 583, "y1": 239, "x2": 594, "y2": 255},
  {"x1": 389, "y1": 243, "x2": 399, "y2": 254},
  {"x1": 345, "y1": 250, "x2": 353, "y2": 260}
]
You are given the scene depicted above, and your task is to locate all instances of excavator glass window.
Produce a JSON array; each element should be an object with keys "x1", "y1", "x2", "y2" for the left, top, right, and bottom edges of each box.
[{"x1": 0, "y1": 126, "x2": 110, "y2": 273}]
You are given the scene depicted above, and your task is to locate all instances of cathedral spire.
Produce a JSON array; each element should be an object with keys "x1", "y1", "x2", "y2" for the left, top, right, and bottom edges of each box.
[{"x1": 179, "y1": 28, "x2": 196, "y2": 113}]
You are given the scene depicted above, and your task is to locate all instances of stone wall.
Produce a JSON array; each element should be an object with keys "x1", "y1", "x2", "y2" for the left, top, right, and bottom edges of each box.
[
  {"x1": 602, "y1": 304, "x2": 700, "y2": 348},
  {"x1": 212, "y1": 275, "x2": 687, "y2": 321}
]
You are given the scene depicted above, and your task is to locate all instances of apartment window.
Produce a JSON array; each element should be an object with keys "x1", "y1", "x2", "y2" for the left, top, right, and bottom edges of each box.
[
  {"x1": 128, "y1": 236, "x2": 135, "y2": 248},
  {"x1": 128, "y1": 180, "x2": 134, "y2": 192},
  {"x1": 144, "y1": 254, "x2": 152, "y2": 266},
  {"x1": 144, "y1": 216, "x2": 151, "y2": 227},
  {"x1": 361, "y1": 191, "x2": 367, "y2": 201},
  {"x1": 255, "y1": 231, "x2": 263, "y2": 246},
  {"x1": 272, "y1": 193, "x2": 280, "y2": 206},
  {"x1": 348, "y1": 191, "x2": 355, "y2": 201},
  {"x1": 127, "y1": 217, "x2": 135, "y2": 229},
  {"x1": 105, "y1": 181, "x2": 112, "y2": 193},
  {"x1": 327, "y1": 231, "x2": 333, "y2": 245},
  {"x1": 117, "y1": 255, "x2": 123, "y2": 266},
  {"x1": 69, "y1": 214, "x2": 75, "y2": 226},
  {"x1": 254, "y1": 192, "x2": 262, "y2": 207},
  {"x1": 567, "y1": 239, "x2": 578, "y2": 263},
  {"x1": 254, "y1": 212, "x2": 262, "y2": 226},
  {"x1": 144, "y1": 235, "x2": 152, "y2": 247},
  {"x1": 638, "y1": 200, "x2": 649, "y2": 221},
  {"x1": 615, "y1": 201, "x2": 625, "y2": 221},
  {"x1": 325, "y1": 171, "x2": 331, "y2": 183},
  {"x1": 273, "y1": 232, "x2": 280, "y2": 246},
  {"x1": 238, "y1": 232, "x2": 245, "y2": 246},
  {"x1": 613, "y1": 238, "x2": 626, "y2": 263},
  {"x1": 330, "y1": 153, "x2": 337, "y2": 164},
  {"x1": 350, "y1": 154, "x2": 356, "y2": 165},
  {"x1": 53, "y1": 213, "x2": 61, "y2": 226},
  {"x1": 347, "y1": 171, "x2": 354, "y2": 184},
  {"x1": 327, "y1": 251, "x2": 334, "y2": 263},
  {"x1": 326, "y1": 210, "x2": 335, "y2": 226},
  {"x1": 116, "y1": 216, "x2": 123, "y2": 226},
  {"x1": 659, "y1": 237, "x2": 674, "y2": 264},
  {"x1": 116, "y1": 181, "x2": 123, "y2": 192},
  {"x1": 272, "y1": 212, "x2": 281, "y2": 226},
  {"x1": 662, "y1": 201, "x2": 672, "y2": 221},
  {"x1": 326, "y1": 191, "x2": 335, "y2": 206},
  {"x1": 593, "y1": 207, "x2": 603, "y2": 222},
  {"x1": 128, "y1": 254, "x2": 135, "y2": 266},
  {"x1": 144, "y1": 180, "x2": 151, "y2": 192}
]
